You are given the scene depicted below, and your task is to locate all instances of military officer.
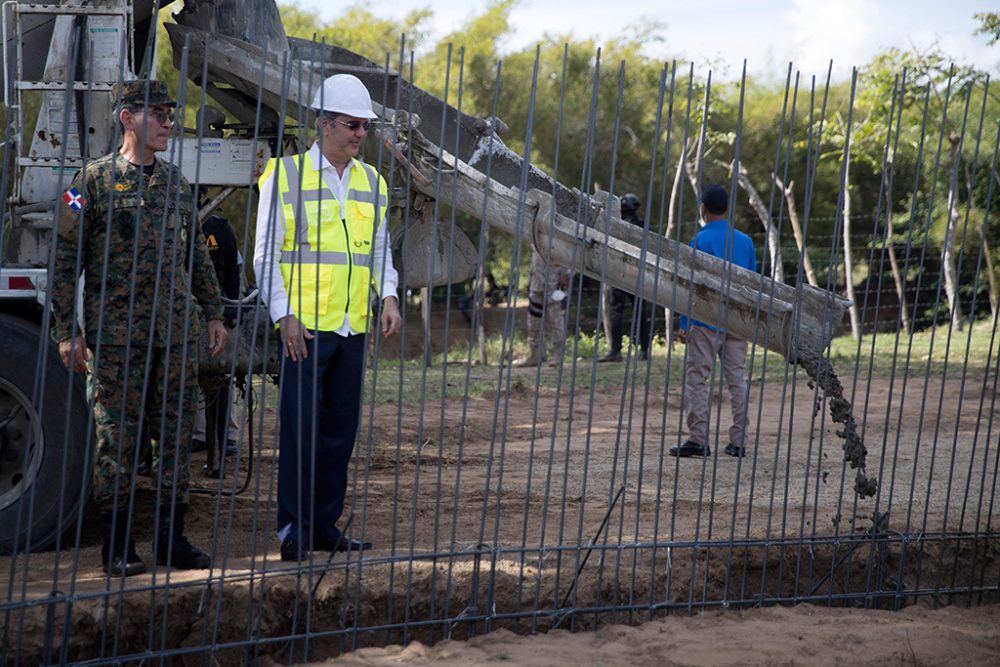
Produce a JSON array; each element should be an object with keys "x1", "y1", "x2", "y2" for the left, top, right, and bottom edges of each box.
[{"x1": 51, "y1": 79, "x2": 228, "y2": 576}]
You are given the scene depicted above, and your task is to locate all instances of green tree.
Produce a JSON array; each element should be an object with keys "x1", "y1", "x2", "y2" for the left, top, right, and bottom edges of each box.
[
  {"x1": 974, "y1": 12, "x2": 1000, "y2": 45},
  {"x1": 861, "y1": 47, "x2": 995, "y2": 330},
  {"x1": 415, "y1": 0, "x2": 518, "y2": 108},
  {"x1": 147, "y1": 0, "x2": 999, "y2": 333},
  {"x1": 280, "y1": 2, "x2": 432, "y2": 64}
]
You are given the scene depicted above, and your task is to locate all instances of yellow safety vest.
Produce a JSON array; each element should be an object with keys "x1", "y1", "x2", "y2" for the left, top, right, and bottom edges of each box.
[{"x1": 259, "y1": 152, "x2": 388, "y2": 332}]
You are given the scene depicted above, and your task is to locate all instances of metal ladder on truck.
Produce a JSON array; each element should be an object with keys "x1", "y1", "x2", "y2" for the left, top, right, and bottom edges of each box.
[{"x1": 1, "y1": 0, "x2": 132, "y2": 276}]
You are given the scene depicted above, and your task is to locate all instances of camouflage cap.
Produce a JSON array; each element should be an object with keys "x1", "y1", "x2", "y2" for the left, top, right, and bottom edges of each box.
[{"x1": 113, "y1": 79, "x2": 176, "y2": 107}]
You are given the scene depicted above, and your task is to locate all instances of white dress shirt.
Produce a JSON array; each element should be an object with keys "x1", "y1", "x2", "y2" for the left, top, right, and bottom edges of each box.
[{"x1": 253, "y1": 142, "x2": 398, "y2": 336}]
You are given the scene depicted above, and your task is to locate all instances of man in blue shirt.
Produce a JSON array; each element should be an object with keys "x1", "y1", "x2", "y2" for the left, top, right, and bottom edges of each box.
[{"x1": 671, "y1": 184, "x2": 756, "y2": 458}]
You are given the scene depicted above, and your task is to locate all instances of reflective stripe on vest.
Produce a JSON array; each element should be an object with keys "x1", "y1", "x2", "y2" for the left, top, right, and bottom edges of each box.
[{"x1": 268, "y1": 153, "x2": 387, "y2": 332}]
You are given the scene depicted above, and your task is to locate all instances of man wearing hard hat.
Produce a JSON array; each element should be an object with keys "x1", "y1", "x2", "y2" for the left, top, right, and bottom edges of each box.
[{"x1": 254, "y1": 74, "x2": 401, "y2": 561}]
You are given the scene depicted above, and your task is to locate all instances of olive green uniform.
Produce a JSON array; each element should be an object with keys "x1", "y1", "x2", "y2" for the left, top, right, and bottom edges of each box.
[{"x1": 51, "y1": 151, "x2": 223, "y2": 511}]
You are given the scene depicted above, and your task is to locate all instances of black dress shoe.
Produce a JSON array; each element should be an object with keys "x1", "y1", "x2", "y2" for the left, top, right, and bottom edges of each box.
[
  {"x1": 102, "y1": 544, "x2": 146, "y2": 577},
  {"x1": 335, "y1": 537, "x2": 372, "y2": 552},
  {"x1": 280, "y1": 537, "x2": 304, "y2": 562},
  {"x1": 669, "y1": 440, "x2": 710, "y2": 457},
  {"x1": 724, "y1": 443, "x2": 746, "y2": 457},
  {"x1": 315, "y1": 534, "x2": 372, "y2": 552},
  {"x1": 597, "y1": 351, "x2": 623, "y2": 363},
  {"x1": 190, "y1": 439, "x2": 207, "y2": 453}
]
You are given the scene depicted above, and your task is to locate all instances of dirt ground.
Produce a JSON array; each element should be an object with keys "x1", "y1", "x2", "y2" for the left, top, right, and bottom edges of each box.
[
  {"x1": 322, "y1": 603, "x2": 1000, "y2": 666},
  {"x1": 2, "y1": 305, "x2": 998, "y2": 664}
]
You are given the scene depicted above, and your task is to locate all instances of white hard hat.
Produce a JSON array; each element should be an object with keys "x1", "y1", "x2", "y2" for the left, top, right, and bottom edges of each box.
[{"x1": 310, "y1": 74, "x2": 377, "y2": 119}]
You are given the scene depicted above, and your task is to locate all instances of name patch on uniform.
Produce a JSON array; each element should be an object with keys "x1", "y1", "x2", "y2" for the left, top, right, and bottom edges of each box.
[{"x1": 63, "y1": 187, "x2": 84, "y2": 212}]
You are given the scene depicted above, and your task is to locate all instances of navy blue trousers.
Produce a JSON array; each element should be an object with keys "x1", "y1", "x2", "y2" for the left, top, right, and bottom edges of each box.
[{"x1": 277, "y1": 330, "x2": 365, "y2": 545}]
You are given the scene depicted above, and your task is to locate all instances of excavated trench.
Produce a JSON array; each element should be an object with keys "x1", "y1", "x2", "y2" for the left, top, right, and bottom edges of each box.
[{"x1": 7, "y1": 536, "x2": 997, "y2": 664}]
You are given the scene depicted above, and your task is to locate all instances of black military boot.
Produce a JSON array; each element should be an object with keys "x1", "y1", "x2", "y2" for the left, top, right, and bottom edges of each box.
[
  {"x1": 155, "y1": 504, "x2": 211, "y2": 570},
  {"x1": 100, "y1": 510, "x2": 146, "y2": 577}
]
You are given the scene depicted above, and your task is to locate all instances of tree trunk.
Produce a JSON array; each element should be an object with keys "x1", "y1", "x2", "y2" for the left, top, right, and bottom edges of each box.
[
  {"x1": 774, "y1": 176, "x2": 818, "y2": 287},
  {"x1": 880, "y1": 170, "x2": 911, "y2": 333},
  {"x1": 942, "y1": 133, "x2": 963, "y2": 331},
  {"x1": 594, "y1": 185, "x2": 615, "y2": 347},
  {"x1": 886, "y1": 244, "x2": 910, "y2": 332},
  {"x1": 677, "y1": 134, "x2": 709, "y2": 346},
  {"x1": 843, "y1": 158, "x2": 861, "y2": 341},
  {"x1": 684, "y1": 131, "x2": 702, "y2": 199},
  {"x1": 736, "y1": 164, "x2": 784, "y2": 283},
  {"x1": 474, "y1": 226, "x2": 490, "y2": 366},
  {"x1": 663, "y1": 140, "x2": 686, "y2": 348},
  {"x1": 976, "y1": 169, "x2": 1000, "y2": 321},
  {"x1": 420, "y1": 286, "x2": 433, "y2": 366},
  {"x1": 665, "y1": 138, "x2": 686, "y2": 241}
]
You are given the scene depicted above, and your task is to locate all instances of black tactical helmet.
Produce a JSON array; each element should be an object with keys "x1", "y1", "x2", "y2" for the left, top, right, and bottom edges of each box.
[{"x1": 621, "y1": 193, "x2": 641, "y2": 216}]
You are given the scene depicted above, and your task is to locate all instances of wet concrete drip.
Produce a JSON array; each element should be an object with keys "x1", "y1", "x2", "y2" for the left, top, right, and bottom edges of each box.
[{"x1": 795, "y1": 346, "x2": 879, "y2": 499}]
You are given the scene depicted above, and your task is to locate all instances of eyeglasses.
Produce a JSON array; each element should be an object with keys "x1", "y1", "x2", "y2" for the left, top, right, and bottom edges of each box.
[
  {"x1": 143, "y1": 108, "x2": 175, "y2": 125},
  {"x1": 329, "y1": 118, "x2": 371, "y2": 132}
]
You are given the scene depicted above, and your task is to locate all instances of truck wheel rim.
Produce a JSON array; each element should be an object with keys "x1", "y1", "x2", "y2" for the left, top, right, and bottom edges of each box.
[{"x1": 0, "y1": 377, "x2": 43, "y2": 513}]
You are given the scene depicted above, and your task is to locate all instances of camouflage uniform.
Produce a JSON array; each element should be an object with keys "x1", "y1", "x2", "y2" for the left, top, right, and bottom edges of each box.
[{"x1": 51, "y1": 131, "x2": 222, "y2": 512}]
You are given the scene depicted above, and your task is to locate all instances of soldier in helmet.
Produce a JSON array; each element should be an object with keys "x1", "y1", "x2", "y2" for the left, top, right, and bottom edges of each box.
[
  {"x1": 598, "y1": 193, "x2": 653, "y2": 362},
  {"x1": 51, "y1": 79, "x2": 229, "y2": 576},
  {"x1": 254, "y1": 74, "x2": 401, "y2": 562}
]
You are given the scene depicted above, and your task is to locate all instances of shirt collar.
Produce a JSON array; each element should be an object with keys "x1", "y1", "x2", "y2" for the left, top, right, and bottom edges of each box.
[
  {"x1": 702, "y1": 218, "x2": 730, "y2": 230},
  {"x1": 115, "y1": 151, "x2": 161, "y2": 180},
  {"x1": 308, "y1": 141, "x2": 354, "y2": 175},
  {"x1": 114, "y1": 151, "x2": 136, "y2": 174}
]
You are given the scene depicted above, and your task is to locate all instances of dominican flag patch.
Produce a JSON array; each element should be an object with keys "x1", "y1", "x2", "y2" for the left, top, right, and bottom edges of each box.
[{"x1": 63, "y1": 187, "x2": 84, "y2": 212}]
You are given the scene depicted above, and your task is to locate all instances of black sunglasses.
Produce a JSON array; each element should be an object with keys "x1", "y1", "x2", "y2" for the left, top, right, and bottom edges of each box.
[
  {"x1": 145, "y1": 108, "x2": 175, "y2": 125},
  {"x1": 330, "y1": 118, "x2": 371, "y2": 132}
]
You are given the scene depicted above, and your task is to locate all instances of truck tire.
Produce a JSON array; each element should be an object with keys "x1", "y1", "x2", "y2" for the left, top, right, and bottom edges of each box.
[{"x1": 0, "y1": 315, "x2": 91, "y2": 554}]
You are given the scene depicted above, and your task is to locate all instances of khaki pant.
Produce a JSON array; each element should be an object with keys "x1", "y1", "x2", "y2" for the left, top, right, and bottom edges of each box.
[
  {"x1": 683, "y1": 326, "x2": 749, "y2": 448},
  {"x1": 526, "y1": 249, "x2": 569, "y2": 354}
]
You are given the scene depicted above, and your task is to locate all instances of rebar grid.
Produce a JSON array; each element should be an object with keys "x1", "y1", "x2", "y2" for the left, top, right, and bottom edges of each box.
[{"x1": 0, "y1": 19, "x2": 998, "y2": 665}]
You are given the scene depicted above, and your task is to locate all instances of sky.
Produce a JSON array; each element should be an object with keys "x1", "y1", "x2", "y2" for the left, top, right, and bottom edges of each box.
[{"x1": 293, "y1": 0, "x2": 998, "y2": 81}]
